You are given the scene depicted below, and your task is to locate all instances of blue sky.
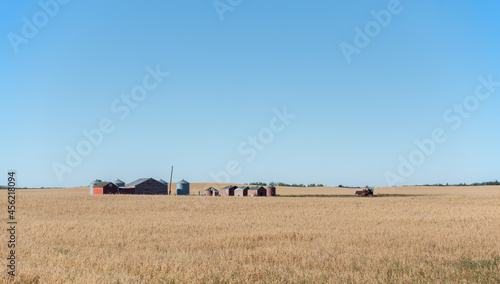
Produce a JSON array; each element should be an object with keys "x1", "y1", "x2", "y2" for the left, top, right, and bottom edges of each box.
[{"x1": 1, "y1": 0, "x2": 499, "y2": 188}]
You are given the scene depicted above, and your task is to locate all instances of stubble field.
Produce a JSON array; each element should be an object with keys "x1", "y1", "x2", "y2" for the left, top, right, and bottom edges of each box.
[{"x1": 1, "y1": 185, "x2": 499, "y2": 283}]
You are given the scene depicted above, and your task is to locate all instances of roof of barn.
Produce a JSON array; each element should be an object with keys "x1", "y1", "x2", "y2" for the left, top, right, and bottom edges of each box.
[
  {"x1": 95, "y1": 181, "x2": 114, "y2": 187},
  {"x1": 127, "y1": 178, "x2": 153, "y2": 186},
  {"x1": 249, "y1": 186, "x2": 265, "y2": 191}
]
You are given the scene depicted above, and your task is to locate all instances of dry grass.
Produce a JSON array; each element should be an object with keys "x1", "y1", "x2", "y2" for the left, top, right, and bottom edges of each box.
[{"x1": 1, "y1": 185, "x2": 499, "y2": 283}]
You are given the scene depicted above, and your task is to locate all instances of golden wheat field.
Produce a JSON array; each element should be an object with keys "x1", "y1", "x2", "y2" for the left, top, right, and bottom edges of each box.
[{"x1": 1, "y1": 185, "x2": 499, "y2": 283}]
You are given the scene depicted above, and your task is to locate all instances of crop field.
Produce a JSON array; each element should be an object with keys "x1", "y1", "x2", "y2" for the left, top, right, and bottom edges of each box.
[{"x1": 1, "y1": 185, "x2": 499, "y2": 283}]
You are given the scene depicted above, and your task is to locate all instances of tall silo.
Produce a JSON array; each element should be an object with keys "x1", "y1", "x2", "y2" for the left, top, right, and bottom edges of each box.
[
  {"x1": 90, "y1": 179, "x2": 101, "y2": 195},
  {"x1": 176, "y1": 179, "x2": 190, "y2": 195},
  {"x1": 114, "y1": 179, "x2": 125, "y2": 187}
]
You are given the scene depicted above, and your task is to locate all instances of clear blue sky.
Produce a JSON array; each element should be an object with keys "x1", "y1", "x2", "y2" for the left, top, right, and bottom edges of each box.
[{"x1": 1, "y1": 0, "x2": 499, "y2": 188}]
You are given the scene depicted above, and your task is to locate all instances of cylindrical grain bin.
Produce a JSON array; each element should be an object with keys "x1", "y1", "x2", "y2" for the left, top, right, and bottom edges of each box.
[
  {"x1": 114, "y1": 179, "x2": 125, "y2": 187},
  {"x1": 176, "y1": 179, "x2": 190, "y2": 195}
]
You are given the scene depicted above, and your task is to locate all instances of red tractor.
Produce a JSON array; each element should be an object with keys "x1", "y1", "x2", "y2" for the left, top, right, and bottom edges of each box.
[{"x1": 355, "y1": 186, "x2": 374, "y2": 197}]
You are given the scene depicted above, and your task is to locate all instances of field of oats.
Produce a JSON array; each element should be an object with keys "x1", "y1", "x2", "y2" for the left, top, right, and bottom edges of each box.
[{"x1": 1, "y1": 185, "x2": 499, "y2": 283}]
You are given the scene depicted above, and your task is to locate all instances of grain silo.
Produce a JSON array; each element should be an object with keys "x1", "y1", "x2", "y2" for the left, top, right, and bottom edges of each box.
[
  {"x1": 114, "y1": 179, "x2": 125, "y2": 187},
  {"x1": 176, "y1": 179, "x2": 190, "y2": 195},
  {"x1": 90, "y1": 179, "x2": 102, "y2": 195}
]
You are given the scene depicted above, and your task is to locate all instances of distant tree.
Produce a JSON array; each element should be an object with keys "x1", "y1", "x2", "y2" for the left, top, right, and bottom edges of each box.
[
  {"x1": 338, "y1": 185, "x2": 343, "y2": 188},
  {"x1": 308, "y1": 183, "x2": 316, "y2": 187}
]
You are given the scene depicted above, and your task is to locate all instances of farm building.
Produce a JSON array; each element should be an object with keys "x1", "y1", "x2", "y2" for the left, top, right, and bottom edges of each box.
[
  {"x1": 234, "y1": 186, "x2": 249, "y2": 197},
  {"x1": 92, "y1": 182, "x2": 119, "y2": 195},
  {"x1": 177, "y1": 179, "x2": 190, "y2": 195},
  {"x1": 114, "y1": 179, "x2": 125, "y2": 187},
  {"x1": 204, "y1": 188, "x2": 212, "y2": 196},
  {"x1": 122, "y1": 178, "x2": 168, "y2": 195},
  {"x1": 159, "y1": 179, "x2": 170, "y2": 194},
  {"x1": 266, "y1": 186, "x2": 276, "y2": 196},
  {"x1": 118, "y1": 187, "x2": 135, "y2": 194},
  {"x1": 89, "y1": 179, "x2": 102, "y2": 195},
  {"x1": 204, "y1": 187, "x2": 219, "y2": 196},
  {"x1": 221, "y1": 185, "x2": 237, "y2": 196},
  {"x1": 248, "y1": 186, "x2": 266, "y2": 197}
]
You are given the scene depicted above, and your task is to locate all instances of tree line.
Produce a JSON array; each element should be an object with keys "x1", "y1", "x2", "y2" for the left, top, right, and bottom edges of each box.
[{"x1": 416, "y1": 180, "x2": 500, "y2": 187}]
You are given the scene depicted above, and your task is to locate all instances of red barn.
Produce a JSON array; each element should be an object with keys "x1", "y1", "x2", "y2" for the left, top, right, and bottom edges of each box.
[
  {"x1": 248, "y1": 186, "x2": 266, "y2": 197},
  {"x1": 266, "y1": 186, "x2": 276, "y2": 196},
  {"x1": 234, "y1": 186, "x2": 249, "y2": 196},
  {"x1": 93, "y1": 182, "x2": 119, "y2": 195},
  {"x1": 221, "y1": 185, "x2": 237, "y2": 196}
]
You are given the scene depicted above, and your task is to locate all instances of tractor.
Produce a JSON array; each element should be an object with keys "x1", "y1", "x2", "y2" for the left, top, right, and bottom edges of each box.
[{"x1": 355, "y1": 186, "x2": 374, "y2": 197}]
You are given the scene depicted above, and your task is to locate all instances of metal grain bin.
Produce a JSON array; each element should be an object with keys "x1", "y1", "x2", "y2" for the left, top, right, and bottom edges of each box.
[
  {"x1": 176, "y1": 179, "x2": 190, "y2": 195},
  {"x1": 114, "y1": 179, "x2": 125, "y2": 187}
]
